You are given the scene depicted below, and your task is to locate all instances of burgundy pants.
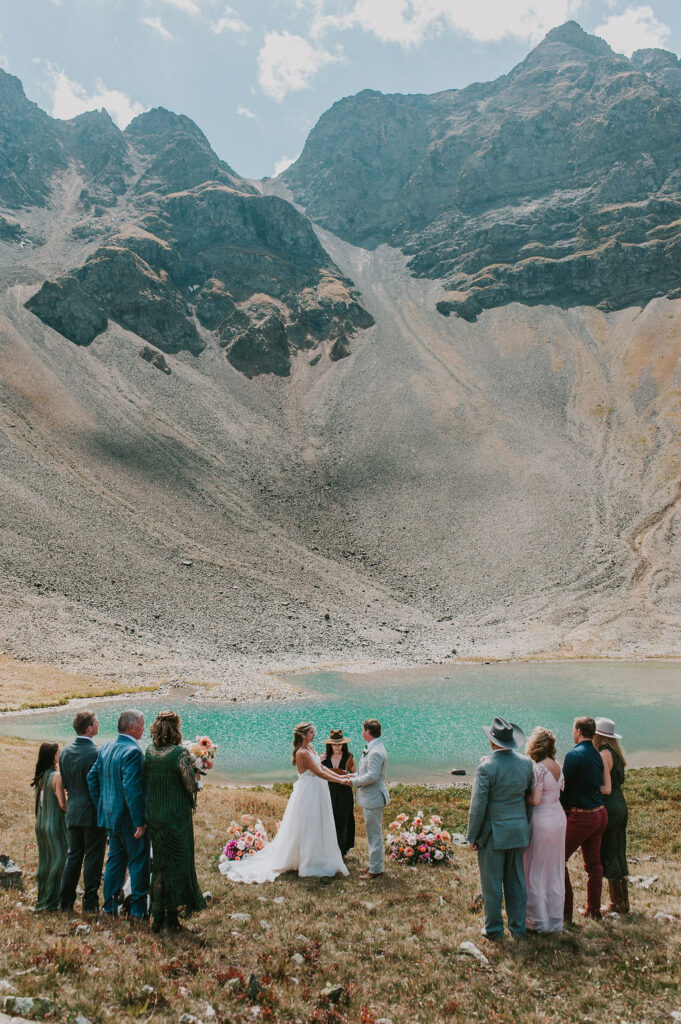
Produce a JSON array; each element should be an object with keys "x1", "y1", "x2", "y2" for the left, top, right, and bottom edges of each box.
[{"x1": 564, "y1": 806, "x2": 608, "y2": 920}]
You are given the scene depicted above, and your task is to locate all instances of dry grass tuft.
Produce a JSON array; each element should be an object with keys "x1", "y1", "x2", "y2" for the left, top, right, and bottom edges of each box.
[{"x1": 1, "y1": 736, "x2": 680, "y2": 1023}]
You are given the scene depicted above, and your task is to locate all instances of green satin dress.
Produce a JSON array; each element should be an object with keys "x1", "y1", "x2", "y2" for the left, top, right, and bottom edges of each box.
[
  {"x1": 144, "y1": 744, "x2": 206, "y2": 921},
  {"x1": 34, "y1": 767, "x2": 68, "y2": 911}
]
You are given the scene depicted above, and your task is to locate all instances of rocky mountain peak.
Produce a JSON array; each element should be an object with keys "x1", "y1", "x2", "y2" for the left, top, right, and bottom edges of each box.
[
  {"x1": 283, "y1": 20, "x2": 681, "y2": 321},
  {"x1": 12, "y1": 79, "x2": 373, "y2": 376},
  {"x1": 124, "y1": 106, "x2": 253, "y2": 197},
  {"x1": 537, "y1": 20, "x2": 614, "y2": 57}
]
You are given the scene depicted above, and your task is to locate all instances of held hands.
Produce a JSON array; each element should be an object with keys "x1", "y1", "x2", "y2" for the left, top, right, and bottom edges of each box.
[{"x1": 133, "y1": 824, "x2": 147, "y2": 839}]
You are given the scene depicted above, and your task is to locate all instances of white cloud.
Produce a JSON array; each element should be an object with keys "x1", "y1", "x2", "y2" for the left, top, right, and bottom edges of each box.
[
  {"x1": 304, "y1": 0, "x2": 585, "y2": 47},
  {"x1": 212, "y1": 6, "x2": 250, "y2": 34},
  {"x1": 237, "y1": 104, "x2": 256, "y2": 117},
  {"x1": 258, "y1": 30, "x2": 343, "y2": 101},
  {"x1": 157, "y1": 0, "x2": 201, "y2": 14},
  {"x1": 274, "y1": 154, "x2": 297, "y2": 175},
  {"x1": 595, "y1": 5, "x2": 670, "y2": 57},
  {"x1": 141, "y1": 16, "x2": 174, "y2": 39},
  {"x1": 48, "y1": 68, "x2": 146, "y2": 128}
]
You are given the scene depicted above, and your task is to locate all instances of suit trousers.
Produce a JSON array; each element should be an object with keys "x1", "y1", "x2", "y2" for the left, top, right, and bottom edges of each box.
[
  {"x1": 564, "y1": 805, "x2": 608, "y2": 920},
  {"x1": 60, "y1": 825, "x2": 107, "y2": 912},
  {"x1": 477, "y1": 843, "x2": 527, "y2": 938},
  {"x1": 363, "y1": 806, "x2": 385, "y2": 874},
  {"x1": 102, "y1": 831, "x2": 150, "y2": 918}
]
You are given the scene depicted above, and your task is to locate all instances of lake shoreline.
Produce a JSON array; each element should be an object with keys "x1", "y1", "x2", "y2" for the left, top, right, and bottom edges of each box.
[
  {"x1": 2, "y1": 652, "x2": 680, "y2": 718},
  {"x1": 2, "y1": 659, "x2": 680, "y2": 785}
]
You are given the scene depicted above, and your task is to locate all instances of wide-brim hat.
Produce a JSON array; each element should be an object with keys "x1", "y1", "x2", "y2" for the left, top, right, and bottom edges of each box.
[
  {"x1": 595, "y1": 717, "x2": 622, "y2": 739},
  {"x1": 482, "y1": 716, "x2": 525, "y2": 750},
  {"x1": 325, "y1": 729, "x2": 351, "y2": 745}
]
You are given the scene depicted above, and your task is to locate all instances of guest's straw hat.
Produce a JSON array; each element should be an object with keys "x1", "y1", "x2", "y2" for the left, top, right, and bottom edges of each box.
[
  {"x1": 324, "y1": 729, "x2": 351, "y2": 745},
  {"x1": 595, "y1": 717, "x2": 622, "y2": 739},
  {"x1": 482, "y1": 716, "x2": 525, "y2": 750}
]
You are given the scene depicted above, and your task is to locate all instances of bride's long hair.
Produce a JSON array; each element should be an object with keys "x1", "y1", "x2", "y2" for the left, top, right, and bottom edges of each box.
[{"x1": 292, "y1": 722, "x2": 314, "y2": 766}]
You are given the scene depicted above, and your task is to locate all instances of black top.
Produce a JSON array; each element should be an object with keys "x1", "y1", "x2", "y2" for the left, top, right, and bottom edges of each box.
[
  {"x1": 59, "y1": 737, "x2": 99, "y2": 828},
  {"x1": 561, "y1": 740, "x2": 604, "y2": 810}
]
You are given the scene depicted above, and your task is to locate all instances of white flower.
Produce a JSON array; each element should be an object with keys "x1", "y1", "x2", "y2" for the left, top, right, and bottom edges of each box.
[{"x1": 434, "y1": 850, "x2": 444, "y2": 861}]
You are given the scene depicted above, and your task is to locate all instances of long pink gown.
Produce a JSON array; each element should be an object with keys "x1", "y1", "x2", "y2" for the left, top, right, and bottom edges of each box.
[{"x1": 524, "y1": 760, "x2": 567, "y2": 932}]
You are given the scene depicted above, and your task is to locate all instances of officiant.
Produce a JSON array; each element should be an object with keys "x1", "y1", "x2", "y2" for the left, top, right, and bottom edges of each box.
[{"x1": 321, "y1": 729, "x2": 356, "y2": 857}]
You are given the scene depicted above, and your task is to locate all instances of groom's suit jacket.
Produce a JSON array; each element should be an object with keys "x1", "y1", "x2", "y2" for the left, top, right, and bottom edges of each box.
[
  {"x1": 354, "y1": 739, "x2": 390, "y2": 809},
  {"x1": 466, "y1": 749, "x2": 533, "y2": 850},
  {"x1": 87, "y1": 734, "x2": 147, "y2": 835}
]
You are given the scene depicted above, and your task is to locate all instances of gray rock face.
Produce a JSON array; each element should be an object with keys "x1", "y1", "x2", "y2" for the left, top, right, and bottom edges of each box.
[
  {"x1": 9, "y1": 81, "x2": 373, "y2": 374},
  {"x1": 283, "y1": 21, "x2": 681, "y2": 319},
  {"x1": 124, "y1": 107, "x2": 254, "y2": 198}
]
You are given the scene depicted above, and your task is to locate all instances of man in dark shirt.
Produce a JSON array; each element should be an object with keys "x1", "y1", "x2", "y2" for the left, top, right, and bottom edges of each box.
[{"x1": 561, "y1": 715, "x2": 610, "y2": 921}]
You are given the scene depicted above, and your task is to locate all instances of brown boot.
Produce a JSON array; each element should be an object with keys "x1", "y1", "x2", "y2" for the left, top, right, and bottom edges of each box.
[
  {"x1": 607, "y1": 878, "x2": 630, "y2": 914},
  {"x1": 607, "y1": 879, "x2": 619, "y2": 913},
  {"x1": 618, "y1": 877, "x2": 630, "y2": 914}
]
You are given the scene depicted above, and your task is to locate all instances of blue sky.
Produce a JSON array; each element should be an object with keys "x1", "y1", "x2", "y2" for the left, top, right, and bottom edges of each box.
[{"x1": 1, "y1": 0, "x2": 680, "y2": 179}]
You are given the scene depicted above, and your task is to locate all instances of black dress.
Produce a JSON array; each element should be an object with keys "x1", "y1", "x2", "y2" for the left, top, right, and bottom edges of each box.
[{"x1": 321, "y1": 751, "x2": 356, "y2": 857}]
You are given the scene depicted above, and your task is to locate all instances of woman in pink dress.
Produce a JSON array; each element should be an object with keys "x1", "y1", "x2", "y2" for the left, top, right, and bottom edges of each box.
[{"x1": 524, "y1": 727, "x2": 567, "y2": 933}]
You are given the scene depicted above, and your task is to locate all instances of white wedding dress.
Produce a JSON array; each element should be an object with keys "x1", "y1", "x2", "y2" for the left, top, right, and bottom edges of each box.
[{"x1": 219, "y1": 751, "x2": 349, "y2": 883}]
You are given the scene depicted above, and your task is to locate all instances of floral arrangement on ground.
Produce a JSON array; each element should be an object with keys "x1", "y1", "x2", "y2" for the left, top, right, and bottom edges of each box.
[
  {"x1": 386, "y1": 811, "x2": 454, "y2": 865},
  {"x1": 219, "y1": 814, "x2": 271, "y2": 866}
]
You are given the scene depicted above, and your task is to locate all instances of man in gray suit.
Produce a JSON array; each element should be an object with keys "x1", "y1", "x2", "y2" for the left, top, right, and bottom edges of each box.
[
  {"x1": 467, "y1": 716, "x2": 534, "y2": 940},
  {"x1": 59, "y1": 709, "x2": 107, "y2": 913},
  {"x1": 344, "y1": 719, "x2": 389, "y2": 879}
]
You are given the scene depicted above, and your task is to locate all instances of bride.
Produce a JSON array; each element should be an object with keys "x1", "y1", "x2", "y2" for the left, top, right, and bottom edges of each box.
[{"x1": 219, "y1": 722, "x2": 350, "y2": 883}]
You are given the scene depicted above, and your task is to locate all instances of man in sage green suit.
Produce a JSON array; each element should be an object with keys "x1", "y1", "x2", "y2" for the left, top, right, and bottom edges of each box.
[{"x1": 467, "y1": 716, "x2": 534, "y2": 939}]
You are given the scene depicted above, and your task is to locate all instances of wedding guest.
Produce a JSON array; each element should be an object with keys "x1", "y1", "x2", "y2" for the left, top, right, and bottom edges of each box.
[
  {"x1": 467, "y1": 716, "x2": 534, "y2": 940},
  {"x1": 145, "y1": 711, "x2": 206, "y2": 932},
  {"x1": 343, "y1": 719, "x2": 389, "y2": 879},
  {"x1": 32, "y1": 742, "x2": 68, "y2": 911},
  {"x1": 523, "y1": 726, "x2": 566, "y2": 932},
  {"x1": 321, "y1": 729, "x2": 356, "y2": 857},
  {"x1": 59, "y1": 710, "x2": 106, "y2": 914},
  {"x1": 593, "y1": 717, "x2": 629, "y2": 914},
  {"x1": 561, "y1": 715, "x2": 611, "y2": 922},
  {"x1": 87, "y1": 709, "x2": 149, "y2": 925}
]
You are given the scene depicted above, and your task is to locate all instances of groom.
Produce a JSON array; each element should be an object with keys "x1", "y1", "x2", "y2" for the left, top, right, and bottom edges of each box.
[{"x1": 344, "y1": 719, "x2": 390, "y2": 879}]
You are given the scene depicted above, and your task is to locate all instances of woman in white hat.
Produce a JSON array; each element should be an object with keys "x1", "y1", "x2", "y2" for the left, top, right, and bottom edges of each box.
[{"x1": 593, "y1": 718, "x2": 629, "y2": 914}]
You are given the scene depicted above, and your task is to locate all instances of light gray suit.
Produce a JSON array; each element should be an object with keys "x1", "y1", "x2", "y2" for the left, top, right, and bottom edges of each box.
[
  {"x1": 467, "y1": 749, "x2": 534, "y2": 938},
  {"x1": 353, "y1": 738, "x2": 390, "y2": 874}
]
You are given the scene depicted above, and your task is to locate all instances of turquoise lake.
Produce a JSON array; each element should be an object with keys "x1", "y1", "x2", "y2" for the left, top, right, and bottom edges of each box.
[{"x1": 2, "y1": 662, "x2": 680, "y2": 784}]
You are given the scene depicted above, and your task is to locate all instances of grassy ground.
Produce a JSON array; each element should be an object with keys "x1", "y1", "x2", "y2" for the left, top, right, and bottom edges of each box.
[
  {"x1": 0, "y1": 655, "x2": 159, "y2": 711},
  {"x1": 1, "y1": 734, "x2": 680, "y2": 1024}
]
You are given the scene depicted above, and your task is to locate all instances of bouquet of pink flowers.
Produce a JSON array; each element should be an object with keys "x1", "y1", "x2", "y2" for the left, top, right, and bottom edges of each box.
[
  {"x1": 218, "y1": 815, "x2": 269, "y2": 866},
  {"x1": 385, "y1": 811, "x2": 454, "y2": 866},
  {"x1": 183, "y1": 735, "x2": 218, "y2": 787}
]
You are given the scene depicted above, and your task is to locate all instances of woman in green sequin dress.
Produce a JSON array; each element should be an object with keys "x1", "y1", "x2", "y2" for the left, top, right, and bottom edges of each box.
[
  {"x1": 32, "y1": 742, "x2": 68, "y2": 911},
  {"x1": 594, "y1": 717, "x2": 629, "y2": 914},
  {"x1": 145, "y1": 712, "x2": 206, "y2": 932}
]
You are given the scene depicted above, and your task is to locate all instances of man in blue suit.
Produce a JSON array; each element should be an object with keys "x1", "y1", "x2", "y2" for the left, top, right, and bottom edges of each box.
[
  {"x1": 467, "y1": 716, "x2": 534, "y2": 940},
  {"x1": 87, "y1": 709, "x2": 149, "y2": 922}
]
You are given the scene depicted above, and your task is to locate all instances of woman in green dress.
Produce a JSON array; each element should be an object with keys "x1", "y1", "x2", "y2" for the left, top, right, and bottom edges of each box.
[
  {"x1": 145, "y1": 712, "x2": 206, "y2": 932},
  {"x1": 31, "y1": 742, "x2": 68, "y2": 911},
  {"x1": 594, "y1": 717, "x2": 629, "y2": 914}
]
